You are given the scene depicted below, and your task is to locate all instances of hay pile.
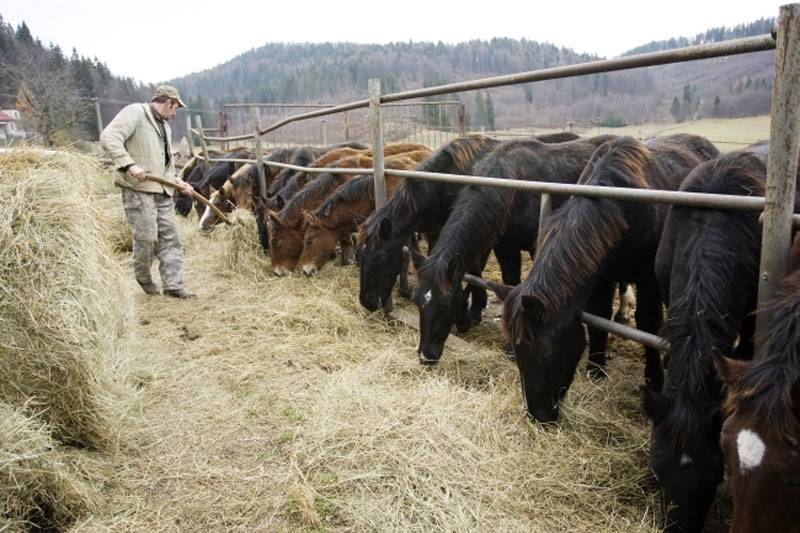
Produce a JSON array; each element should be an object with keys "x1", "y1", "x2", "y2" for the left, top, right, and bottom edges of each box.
[
  {"x1": 212, "y1": 208, "x2": 271, "y2": 278},
  {"x1": 0, "y1": 401, "x2": 97, "y2": 531},
  {"x1": 0, "y1": 149, "x2": 134, "y2": 528}
]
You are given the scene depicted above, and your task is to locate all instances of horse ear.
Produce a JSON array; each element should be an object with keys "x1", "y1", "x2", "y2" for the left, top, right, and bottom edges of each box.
[
  {"x1": 486, "y1": 280, "x2": 514, "y2": 301},
  {"x1": 378, "y1": 218, "x2": 393, "y2": 240},
  {"x1": 640, "y1": 385, "x2": 670, "y2": 424},
  {"x1": 302, "y1": 209, "x2": 319, "y2": 227},
  {"x1": 520, "y1": 294, "x2": 545, "y2": 322},
  {"x1": 410, "y1": 250, "x2": 426, "y2": 272},
  {"x1": 267, "y1": 209, "x2": 284, "y2": 227},
  {"x1": 713, "y1": 354, "x2": 751, "y2": 388},
  {"x1": 352, "y1": 212, "x2": 367, "y2": 226}
]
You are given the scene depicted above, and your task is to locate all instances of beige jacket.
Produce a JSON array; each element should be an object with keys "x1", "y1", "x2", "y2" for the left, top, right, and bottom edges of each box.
[{"x1": 100, "y1": 103, "x2": 184, "y2": 195}]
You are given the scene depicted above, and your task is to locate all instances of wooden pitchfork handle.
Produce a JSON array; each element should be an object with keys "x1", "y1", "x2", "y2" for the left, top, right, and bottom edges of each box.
[{"x1": 142, "y1": 174, "x2": 232, "y2": 225}]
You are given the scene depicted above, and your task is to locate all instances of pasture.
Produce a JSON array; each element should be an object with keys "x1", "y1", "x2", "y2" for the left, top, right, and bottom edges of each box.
[{"x1": 2, "y1": 113, "x2": 771, "y2": 530}]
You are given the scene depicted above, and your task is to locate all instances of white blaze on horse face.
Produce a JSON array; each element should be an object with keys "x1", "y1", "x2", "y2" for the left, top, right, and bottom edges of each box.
[
  {"x1": 198, "y1": 201, "x2": 216, "y2": 230},
  {"x1": 680, "y1": 454, "x2": 693, "y2": 466},
  {"x1": 422, "y1": 289, "x2": 432, "y2": 307},
  {"x1": 737, "y1": 429, "x2": 766, "y2": 472}
]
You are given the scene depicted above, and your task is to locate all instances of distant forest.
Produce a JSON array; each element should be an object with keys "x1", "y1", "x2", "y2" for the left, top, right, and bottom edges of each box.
[{"x1": 0, "y1": 13, "x2": 776, "y2": 144}]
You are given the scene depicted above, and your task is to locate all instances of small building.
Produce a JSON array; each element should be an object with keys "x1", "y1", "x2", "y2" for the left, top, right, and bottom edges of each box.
[{"x1": 0, "y1": 109, "x2": 26, "y2": 141}]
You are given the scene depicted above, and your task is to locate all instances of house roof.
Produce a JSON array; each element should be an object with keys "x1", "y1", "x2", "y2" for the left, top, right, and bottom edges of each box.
[{"x1": 0, "y1": 111, "x2": 15, "y2": 122}]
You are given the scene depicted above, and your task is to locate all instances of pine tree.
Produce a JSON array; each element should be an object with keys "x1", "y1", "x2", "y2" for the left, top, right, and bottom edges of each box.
[{"x1": 15, "y1": 22, "x2": 33, "y2": 46}]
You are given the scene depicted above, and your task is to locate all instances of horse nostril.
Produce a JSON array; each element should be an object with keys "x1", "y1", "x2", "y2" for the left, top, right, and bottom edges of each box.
[{"x1": 302, "y1": 265, "x2": 316, "y2": 277}]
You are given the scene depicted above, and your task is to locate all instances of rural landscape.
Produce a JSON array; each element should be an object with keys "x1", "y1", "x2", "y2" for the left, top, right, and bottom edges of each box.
[{"x1": 1, "y1": 6, "x2": 799, "y2": 533}]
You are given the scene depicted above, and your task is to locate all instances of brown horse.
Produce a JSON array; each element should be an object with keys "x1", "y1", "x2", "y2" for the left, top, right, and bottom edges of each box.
[
  {"x1": 198, "y1": 163, "x2": 259, "y2": 230},
  {"x1": 267, "y1": 153, "x2": 375, "y2": 275},
  {"x1": 297, "y1": 149, "x2": 432, "y2": 276},
  {"x1": 716, "y1": 265, "x2": 800, "y2": 533}
]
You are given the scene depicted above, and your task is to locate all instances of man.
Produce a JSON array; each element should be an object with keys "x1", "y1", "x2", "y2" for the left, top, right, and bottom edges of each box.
[{"x1": 100, "y1": 85, "x2": 196, "y2": 298}]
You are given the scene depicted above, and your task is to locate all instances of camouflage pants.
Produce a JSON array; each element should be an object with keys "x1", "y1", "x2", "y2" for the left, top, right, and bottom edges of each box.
[{"x1": 121, "y1": 189, "x2": 184, "y2": 291}]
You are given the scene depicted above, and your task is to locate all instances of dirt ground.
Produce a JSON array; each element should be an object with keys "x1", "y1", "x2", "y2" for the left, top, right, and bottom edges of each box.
[{"x1": 72, "y1": 214, "x2": 733, "y2": 532}]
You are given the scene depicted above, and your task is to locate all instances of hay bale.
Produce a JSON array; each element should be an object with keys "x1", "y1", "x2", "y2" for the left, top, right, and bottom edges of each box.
[
  {"x1": 0, "y1": 149, "x2": 133, "y2": 450},
  {"x1": 213, "y1": 209, "x2": 271, "y2": 278},
  {"x1": 99, "y1": 193, "x2": 133, "y2": 253},
  {"x1": 0, "y1": 401, "x2": 96, "y2": 531}
]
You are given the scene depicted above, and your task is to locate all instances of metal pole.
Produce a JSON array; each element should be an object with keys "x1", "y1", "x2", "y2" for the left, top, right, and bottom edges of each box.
[
  {"x1": 757, "y1": 3, "x2": 800, "y2": 342},
  {"x1": 185, "y1": 115, "x2": 194, "y2": 157},
  {"x1": 369, "y1": 79, "x2": 387, "y2": 209},
  {"x1": 252, "y1": 106, "x2": 267, "y2": 199},
  {"x1": 93, "y1": 98, "x2": 103, "y2": 140},
  {"x1": 196, "y1": 115, "x2": 209, "y2": 171},
  {"x1": 537, "y1": 193, "x2": 552, "y2": 251}
]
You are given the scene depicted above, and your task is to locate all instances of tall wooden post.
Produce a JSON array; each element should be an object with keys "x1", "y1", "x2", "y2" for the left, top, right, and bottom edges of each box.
[
  {"x1": 185, "y1": 115, "x2": 194, "y2": 157},
  {"x1": 369, "y1": 79, "x2": 386, "y2": 209},
  {"x1": 756, "y1": 3, "x2": 800, "y2": 343},
  {"x1": 196, "y1": 115, "x2": 209, "y2": 171},
  {"x1": 344, "y1": 111, "x2": 351, "y2": 141},
  {"x1": 537, "y1": 193, "x2": 552, "y2": 253},
  {"x1": 457, "y1": 103, "x2": 466, "y2": 137},
  {"x1": 93, "y1": 98, "x2": 103, "y2": 140},
  {"x1": 252, "y1": 106, "x2": 267, "y2": 199},
  {"x1": 218, "y1": 111, "x2": 228, "y2": 151}
]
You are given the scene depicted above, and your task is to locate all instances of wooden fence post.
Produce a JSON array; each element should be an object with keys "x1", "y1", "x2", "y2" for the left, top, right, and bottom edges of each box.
[
  {"x1": 196, "y1": 115, "x2": 209, "y2": 171},
  {"x1": 756, "y1": 2, "x2": 800, "y2": 342},
  {"x1": 458, "y1": 103, "x2": 466, "y2": 136},
  {"x1": 369, "y1": 79, "x2": 386, "y2": 209},
  {"x1": 218, "y1": 111, "x2": 228, "y2": 151},
  {"x1": 93, "y1": 98, "x2": 103, "y2": 140},
  {"x1": 252, "y1": 106, "x2": 267, "y2": 199},
  {"x1": 185, "y1": 115, "x2": 194, "y2": 157}
]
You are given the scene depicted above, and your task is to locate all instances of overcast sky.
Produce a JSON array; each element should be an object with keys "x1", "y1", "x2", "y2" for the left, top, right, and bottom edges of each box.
[{"x1": 0, "y1": 0, "x2": 784, "y2": 84}]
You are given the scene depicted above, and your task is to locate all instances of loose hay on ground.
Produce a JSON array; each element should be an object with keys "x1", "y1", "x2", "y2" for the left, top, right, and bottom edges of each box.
[{"x1": 94, "y1": 212, "x2": 670, "y2": 531}]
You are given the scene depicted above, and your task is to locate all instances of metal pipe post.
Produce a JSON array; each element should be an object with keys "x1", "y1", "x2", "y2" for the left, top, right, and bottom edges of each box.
[
  {"x1": 369, "y1": 79, "x2": 387, "y2": 209},
  {"x1": 757, "y1": 3, "x2": 800, "y2": 342}
]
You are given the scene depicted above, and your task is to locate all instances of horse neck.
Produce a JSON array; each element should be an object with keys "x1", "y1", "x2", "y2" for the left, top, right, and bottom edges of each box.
[{"x1": 284, "y1": 174, "x2": 347, "y2": 226}]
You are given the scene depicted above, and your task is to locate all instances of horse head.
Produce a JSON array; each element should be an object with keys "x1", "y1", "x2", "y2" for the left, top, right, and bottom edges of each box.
[
  {"x1": 640, "y1": 385, "x2": 725, "y2": 533},
  {"x1": 357, "y1": 217, "x2": 406, "y2": 313},
  {"x1": 299, "y1": 210, "x2": 338, "y2": 277},
  {"x1": 502, "y1": 284, "x2": 586, "y2": 423},
  {"x1": 268, "y1": 210, "x2": 303, "y2": 276},
  {"x1": 716, "y1": 354, "x2": 800, "y2": 533},
  {"x1": 412, "y1": 252, "x2": 473, "y2": 364}
]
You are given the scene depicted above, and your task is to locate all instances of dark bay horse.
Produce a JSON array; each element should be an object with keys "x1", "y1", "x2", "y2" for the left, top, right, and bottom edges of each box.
[
  {"x1": 716, "y1": 265, "x2": 800, "y2": 533},
  {"x1": 357, "y1": 132, "x2": 578, "y2": 314},
  {"x1": 266, "y1": 153, "x2": 374, "y2": 275},
  {"x1": 298, "y1": 149, "x2": 431, "y2": 276},
  {"x1": 413, "y1": 134, "x2": 615, "y2": 364},
  {"x1": 642, "y1": 149, "x2": 766, "y2": 533},
  {"x1": 502, "y1": 134, "x2": 718, "y2": 423}
]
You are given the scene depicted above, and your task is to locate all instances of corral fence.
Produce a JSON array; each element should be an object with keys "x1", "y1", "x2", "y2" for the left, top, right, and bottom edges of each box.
[
  {"x1": 199, "y1": 101, "x2": 466, "y2": 151},
  {"x1": 190, "y1": 3, "x2": 799, "y2": 354}
]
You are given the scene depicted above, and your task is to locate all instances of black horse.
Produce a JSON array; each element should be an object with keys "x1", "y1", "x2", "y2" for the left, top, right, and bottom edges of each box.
[
  {"x1": 501, "y1": 135, "x2": 718, "y2": 423},
  {"x1": 412, "y1": 134, "x2": 614, "y2": 364},
  {"x1": 642, "y1": 146, "x2": 796, "y2": 533},
  {"x1": 357, "y1": 132, "x2": 579, "y2": 315}
]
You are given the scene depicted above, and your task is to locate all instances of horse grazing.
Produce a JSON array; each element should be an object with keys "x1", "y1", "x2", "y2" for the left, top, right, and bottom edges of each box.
[
  {"x1": 298, "y1": 149, "x2": 431, "y2": 276},
  {"x1": 198, "y1": 162, "x2": 259, "y2": 230},
  {"x1": 183, "y1": 148, "x2": 254, "y2": 218},
  {"x1": 716, "y1": 265, "x2": 800, "y2": 533},
  {"x1": 174, "y1": 151, "x2": 221, "y2": 216},
  {"x1": 413, "y1": 134, "x2": 616, "y2": 364},
  {"x1": 502, "y1": 134, "x2": 718, "y2": 423},
  {"x1": 641, "y1": 150, "x2": 766, "y2": 533},
  {"x1": 356, "y1": 133, "x2": 579, "y2": 314},
  {"x1": 266, "y1": 153, "x2": 374, "y2": 275}
]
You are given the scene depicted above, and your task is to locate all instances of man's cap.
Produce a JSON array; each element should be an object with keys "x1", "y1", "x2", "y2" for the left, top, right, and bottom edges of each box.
[{"x1": 152, "y1": 85, "x2": 186, "y2": 108}]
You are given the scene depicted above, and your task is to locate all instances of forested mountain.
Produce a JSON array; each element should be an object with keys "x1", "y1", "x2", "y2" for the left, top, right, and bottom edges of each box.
[
  {"x1": 169, "y1": 16, "x2": 775, "y2": 130},
  {"x1": 0, "y1": 12, "x2": 776, "y2": 144}
]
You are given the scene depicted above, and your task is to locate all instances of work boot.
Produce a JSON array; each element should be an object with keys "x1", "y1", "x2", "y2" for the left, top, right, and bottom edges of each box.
[
  {"x1": 163, "y1": 288, "x2": 196, "y2": 299},
  {"x1": 138, "y1": 281, "x2": 160, "y2": 296}
]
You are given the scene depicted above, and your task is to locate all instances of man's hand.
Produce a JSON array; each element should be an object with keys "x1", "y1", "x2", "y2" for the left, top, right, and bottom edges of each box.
[
  {"x1": 180, "y1": 182, "x2": 194, "y2": 196},
  {"x1": 127, "y1": 165, "x2": 146, "y2": 181}
]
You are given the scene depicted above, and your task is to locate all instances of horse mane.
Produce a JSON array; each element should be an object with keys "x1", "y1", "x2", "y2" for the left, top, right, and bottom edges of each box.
[
  {"x1": 660, "y1": 151, "x2": 766, "y2": 449},
  {"x1": 725, "y1": 271, "x2": 800, "y2": 440},
  {"x1": 358, "y1": 134, "x2": 495, "y2": 248}
]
